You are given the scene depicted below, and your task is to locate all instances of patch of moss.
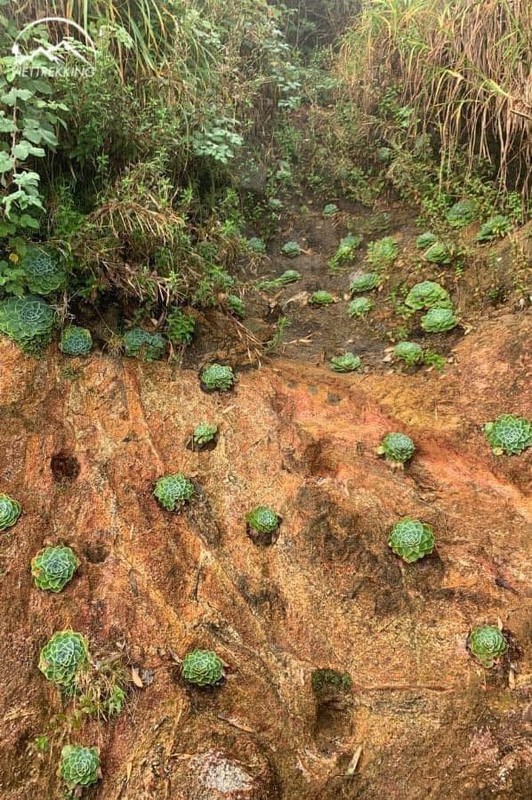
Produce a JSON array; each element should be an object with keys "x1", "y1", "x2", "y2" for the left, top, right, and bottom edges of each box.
[{"x1": 311, "y1": 668, "x2": 352, "y2": 695}]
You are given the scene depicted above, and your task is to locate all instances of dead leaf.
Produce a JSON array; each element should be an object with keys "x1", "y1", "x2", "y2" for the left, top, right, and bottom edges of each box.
[
  {"x1": 346, "y1": 745, "x2": 363, "y2": 776},
  {"x1": 131, "y1": 666, "x2": 144, "y2": 688}
]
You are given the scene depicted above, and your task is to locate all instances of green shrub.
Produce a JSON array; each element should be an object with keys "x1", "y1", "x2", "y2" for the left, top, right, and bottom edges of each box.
[
  {"x1": 350, "y1": 272, "x2": 381, "y2": 294},
  {"x1": 388, "y1": 518, "x2": 435, "y2": 563},
  {"x1": 476, "y1": 215, "x2": 511, "y2": 242},
  {"x1": 38, "y1": 631, "x2": 89, "y2": 686},
  {"x1": 0, "y1": 493, "x2": 21, "y2": 531},
  {"x1": 367, "y1": 236, "x2": 398, "y2": 268},
  {"x1": 328, "y1": 233, "x2": 362, "y2": 270},
  {"x1": 309, "y1": 290, "x2": 335, "y2": 306},
  {"x1": 421, "y1": 307, "x2": 458, "y2": 333},
  {"x1": 415, "y1": 232, "x2": 437, "y2": 249},
  {"x1": 377, "y1": 433, "x2": 415, "y2": 465},
  {"x1": 393, "y1": 341, "x2": 423, "y2": 366},
  {"x1": 247, "y1": 237, "x2": 267, "y2": 254},
  {"x1": 484, "y1": 414, "x2": 532, "y2": 456},
  {"x1": 60, "y1": 745, "x2": 100, "y2": 791},
  {"x1": 0, "y1": 295, "x2": 55, "y2": 355},
  {"x1": 19, "y1": 246, "x2": 65, "y2": 296},
  {"x1": 227, "y1": 294, "x2": 246, "y2": 319},
  {"x1": 192, "y1": 423, "x2": 218, "y2": 448},
  {"x1": 60, "y1": 327, "x2": 92, "y2": 356},
  {"x1": 446, "y1": 199, "x2": 477, "y2": 228},
  {"x1": 405, "y1": 281, "x2": 452, "y2": 311},
  {"x1": 154, "y1": 473, "x2": 195, "y2": 512},
  {"x1": 424, "y1": 242, "x2": 452, "y2": 265},
  {"x1": 31, "y1": 545, "x2": 80, "y2": 593},
  {"x1": 348, "y1": 297, "x2": 374, "y2": 317},
  {"x1": 247, "y1": 506, "x2": 280, "y2": 536},
  {"x1": 257, "y1": 270, "x2": 301, "y2": 291},
  {"x1": 281, "y1": 241, "x2": 301, "y2": 258},
  {"x1": 323, "y1": 203, "x2": 339, "y2": 216},
  {"x1": 166, "y1": 309, "x2": 196, "y2": 346},
  {"x1": 200, "y1": 363, "x2": 235, "y2": 392},
  {"x1": 182, "y1": 649, "x2": 224, "y2": 687},
  {"x1": 123, "y1": 328, "x2": 166, "y2": 361},
  {"x1": 330, "y1": 352, "x2": 361, "y2": 373},
  {"x1": 468, "y1": 625, "x2": 508, "y2": 668}
]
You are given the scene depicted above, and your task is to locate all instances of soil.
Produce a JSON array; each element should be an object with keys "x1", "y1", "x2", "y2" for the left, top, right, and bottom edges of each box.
[{"x1": 0, "y1": 193, "x2": 531, "y2": 800}]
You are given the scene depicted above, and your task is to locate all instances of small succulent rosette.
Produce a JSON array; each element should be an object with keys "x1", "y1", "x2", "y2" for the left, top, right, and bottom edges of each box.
[{"x1": 181, "y1": 649, "x2": 225, "y2": 687}]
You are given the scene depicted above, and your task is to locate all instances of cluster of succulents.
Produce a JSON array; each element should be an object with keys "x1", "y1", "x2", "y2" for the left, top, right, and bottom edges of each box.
[
  {"x1": 182, "y1": 649, "x2": 224, "y2": 686},
  {"x1": 166, "y1": 308, "x2": 196, "y2": 346},
  {"x1": 59, "y1": 326, "x2": 92, "y2": 356},
  {"x1": 415, "y1": 232, "x2": 437, "y2": 249},
  {"x1": 257, "y1": 269, "x2": 301, "y2": 291},
  {"x1": 192, "y1": 422, "x2": 218, "y2": 449},
  {"x1": 348, "y1": 297, "x2": 374, "y2": 318},
  {"x1": 246, "y1": 506, "x2": 280, "y2": 537},
  {"x1": 19, "y1": 246, "x2": 65, "y2": 295},
  {"x1": 123, "y1": 328, "x2": 166, "y2": 361},
  {"x1": 349, "y1": 272, "x2": 381, "y2": 294},
  {"x1": 227, "y1": 294, "x2": 246, "y2": 319},
  {"x1": 366, "y1": 236, "x2": 398, "y2": 268},
  {"x1": 424, "y1": 241, "x2": 452, "y2": 265},
  {"x1": 60, "y1": 745, "x2": 101, "y2": 791},
  {"x1": 328, "y1": 233, "x2": 362, "y2": 270},
  {"x1": 247, "y1": 237, "x2": 267, "y2": 254},
  {"x1": 476, "y1": 215, "x2": 511, "y2": 242},
  {"x1": 154, "y1": 473, "x2": 195, "y2": 512},
  {"x1": 309, "y1": 290, "x2": 335, "y2": 306},
  {"x1": 393, "y1": 341, "x2": 423, "y2": 367},
  {"x1": 0, "y1": 295, "x2": 55, "y2": 355},
  {"x1": 421, "y1": 307, "x2": 458, "y2": 333},
  {"x1": 281, "y1": 241, "x2": 301, "y2": 258},
  {"x1": 31, "y1": 545, "x2": 80, "y2": 592},
  {"x1": 200, "y1": 363, "x2": 235, "y2": 392},
  {"x1": 323, "y1": 203, "x2": 339, "y2": 216},
  {"x1": 388, "y1": 518, "x2": 435, "y2": 563},
  {"x1": 0, "y1": 493, "x2": 21, "y2": 531},
  {"x1": 468, "y1": 625, "x2": 508, "y2": 668},
  {"x1": 405, "y1": 281, "x2": 452, "y2": 311},
  {"x1": 38, "y1": 630, "x2": 89, "y2": 686},
  {"x1": 377, "y1": 433, "x2": 415, "y2": 466},
  {"x1": 330, "y1": 352, "x2": 361, "y2": 373},
  {"x1": 446, "y1": 199, "x2": 477, "y2": 228},
  {"x1": 484, "y1": 414, "x2": 532, "y2": 456},
  {"x1": 311, "y1": 668, "x2": 352, "y2": 695}
]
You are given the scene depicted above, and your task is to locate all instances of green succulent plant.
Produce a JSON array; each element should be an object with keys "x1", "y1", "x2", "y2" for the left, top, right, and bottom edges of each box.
[
  {"x1": 377, "y1": 146, "x2": 392, "y2": 163},
  {"x1": 123, "y1": 328, "x2": 166, "y2": 361},
  {"x1": 247, "y1": 236, "x2": 266, "y2": 254},
  {"x1": 484, "y1": 414, "x2": 532, "y2": 456},
  {"x1": 388, "y1": 518, "x2": 435, "y2": 563},
  {"x1": 415, "y1": 232, "x2": 437, "y2": 249},
  {"x1": 227, "y1": 294, "x2": 246, "y2": 319},
  {"x1": 192, "y1": 422, "x2": 218, "y2": 448},
  {"x1": 200, "y1": 363, "x2": 235, "y2": 392},
  {"x1": 20, "y1": 246, "x2": 65, "y2": 295},
  {"x1": 404, "y1": 281, "x2": 452, "y2": 311},
  {"x1": 350, "y1": 272, "x2": 381, "y2": 294},
  {"x1": 446, "y1": 199, "x2": 477, "y2": 228},
  {"x1": 257, "y1": 270, "x2": 301, "y2": 291},
  {"x1": 182, "y1": 649, "x2": 224, "y2": 686},
  {"x1": 60, "y1": 745, "x2": 101, "y2": 790},
  {"x1": 311, "y1": 668, "x2": 352, "y2": 695},
  {"x1": 59, "y1": 326, "x2": 92, "y2": 356},
  {"x1": 154, "y1": 473, "x2": 195, "y2": 511},
  {"x1": 378, "y1": 433, "x2": 415, "y2": 465},
  {"x1": 0, "y1": 493, "x2": 21, "y2": 531},
  {"x1": 366, "y1": 236, "x2": 398, "y2": 268},
  {"x1": 330, "y1": 352, "x2": 361, "y2": 373},
  {"x1": 393, "y1": 341, "x2": 423, "y2": 366},
  {"x1": 323, "y1": 203, "x2": 339, "y2": 216},
  {"x1": 309, "y1": 290, "x2": 335, "y2": 306},
  {"x1": 38, "y1": 631, "x2": 89, "y2": 686},
  {"x1": 247, "y1": 506, "x2": 280, "y2": 535},
  {"x1": 468, "y1": 625, "x2": 508, "y2": 668},
  {"x1": 328, "y1": 233, "x2": 362, "y2": 270},
  {"x1": 348, "y1": 297, "x2": 374, "y2": 318},
  {"x1": 281, "y1": 241, "x2": 301, "y2": 258},
  {"x1": 424, "y1": 242, "x2": 452, "y2": 265},
  {"x1": 166, "y1": 308, "x2": 196, "y2": 346},
  {"x1": 268, "y1": 198, "x2": 283, "y2": 212},
  {"x1": 421, "y1": 307, "x2": 458, "y2": 333},
  {"x1": 476, "y1": 215, "x2": 511, "y2": 242},
  {"x1": 31, "y1": 545, "x2": 80, "y2": 592},
  {"x1": 0, "y1": 295, "x2": 55, "y2": 355}
]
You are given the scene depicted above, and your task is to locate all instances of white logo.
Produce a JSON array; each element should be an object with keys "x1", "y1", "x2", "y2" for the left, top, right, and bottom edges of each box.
[{"x1": 12, "y1": 17, "x2": 97, "y2": 77}]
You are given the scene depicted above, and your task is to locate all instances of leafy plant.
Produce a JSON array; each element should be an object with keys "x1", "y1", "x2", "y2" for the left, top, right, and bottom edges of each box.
[
  {"x1": 60, "y1": 745, "x2": 101, "y2": 791},
  {"x1": 200, "y1": 363, "x2": 235, "y2": 392},
  {"x1": 247, "y1": 506, "x2": 280, "y2": 536},
  {"x1": 377, "y1": 433, "x2": 415, "y2": 466},
  {"x1": 330, "y1": 352, "x2": 361, "y2": 373},
  {"x1": 181, "y1": 649, "x2": 224, "y2": 687},
  {"x1": 38, "y1": 631, "x2": 89, "y2": 686},
  {"x1": 309, "y1": 290, "x2": 335, "y2": 306},
  {"x1": 323, "y1": 203, "x2": 339, "y2": 216},
  {"x1": 350, "y1": 272, "x2": 381, "y2": 294},
  {"x1": 328, "y1": 233, "x2": 362, "y2": 270},
  {"x1": 247, "y1": 237, "x2": 266, "y2": 254},
  {"x1": 484, "y1": 414, "x2": 532, "y2": 456},
  {"x1": 393, "y1": 341, "x2": 423, "y2": 367},
  {"x1": 227, "y1": 294, "x2": 245, "y2": 319},
  {"x1": 0, "y1": 493, "x2": 21, "y2": 531},
  {"x1": 311, "y1": 668, "x2": 352, "y2": 695},
  {"x1": 0, "y1": 295, "x2": 55, "y2": 355},
  {"x1": 416, "y1": 232, "x2": 437, "y2": 249},
  {"x1": 388, "y1": 518, "x2": 435, "y2": 563},
  {"x1": 257, "y1": 270, "x2": 301, "y2": 291},
  {"x1": 366, "y1": 236, "x2": 398, "y2": 268},
  {"x1": 424, "y1": 242, "x2": 452, "y2": 265},
  {"x1": 60, "y1": 327, "x2": 92, "y2": 356},
  {"x1": 405, "y1": 281, "x2": 452, "y2": 311},
  {"x1": 166, "y1": 309, "x2": 195, "y2": 346},
  {"x1": 281, "y1": 241, "x2": 302, "y2": 258},
  {"x1": 476, "y1": 215, "x2": 511, "y2": 242},
  {"x1": 19, "y1": 246, "x2": 65, "y2": 296},
  {"x1": 192, "y1": 423, "x2": 218, "y2": 449},
  {"x1": 423, "y1": 350, "x2": 447, "y2": 371},
  {"x1": 348, "y1": 297, "x2": 374, "y2": 318},
  {"x1": 468, "y1": 625, "x2": 508, "y2": 668},
  {"x1": 154, "y1": 473, "x2": 195, "y2": 512},
  {"x1": 123, "y1": 328, "x2": 166, "y2": 361},
  {"x1": 421, "y1": 307, "x2": 458, "y2": 333},
  {"x1": 31, "y1": 545, "x2": 80, "y2": 593},
  {"x1": 446, "y1": 199, "x2": 477, "y2": 228}
]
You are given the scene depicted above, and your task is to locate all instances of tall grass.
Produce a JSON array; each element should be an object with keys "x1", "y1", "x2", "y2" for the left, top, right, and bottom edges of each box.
[{"x1": 339, "y1": 0, "x2": 532, "y2": 198}]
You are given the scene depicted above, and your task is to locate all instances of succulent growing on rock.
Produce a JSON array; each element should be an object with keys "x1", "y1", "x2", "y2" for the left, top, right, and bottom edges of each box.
[
  {"x1": 323, "y1": 203, "x2": 339, "y2": 216},
  {"x1": 60, "y1": 745, "x2": 101, "y2": 790},
  {"x1": 348, "y1": 297, "x2": 374, "y2": 318},
  {"x1": 377, "y1": 433, "x2": 415, "y2": 465},
  {"x1": 424, "y1": 241, "x2": 452, "y2": 265},
  {"x1": 484, "y1": 414, "x2": 532, "y2": 456},
  {"x1": 38, "y1": 631, "x2": 89, "y2": 686},
  {"x1": 309, "y1": 290, "x2": 335, "y2": 306},
  {"x1": 281, "y1": 241, "x2": 301, "y2": 258},
  {"x1": 247, "y1": 237, "x2": 266, "y2": 254},
  {"x1": 367, "y1": 236, "x2": 398, "y2": 267},
  {"x1": 227, "y1": 294, "x2": 246, "y2": 319},
  {"x1": 20, "y1": 246, "x2": 65, "y2": 295},
  {"x1": 350, "y1": 272, "x2": 381, "y2": 294},
  {"x1": 405, "y1": 281, "x2": 452, "y2": 311},
  {"x1": 415, "y1": 232, "x2": 437, "y2": 249},
  {"x1": 31, "y1": 545, "x2": 80, "y2": 592},
  {"x1": 330, "y1": 352, "x2": 361, "y2": 373},
  {"x1": 311, "y1": 668, "x2": 352, "y2": 695},
  {"x1": 468, "y1": 625, "x2": 508, "y2": 668},
  {"x1": 476, "y1": 215, "x2": 511, "y2": 242},
  {"x1": 421, "y1": 307, "x2": 458, "y2": 333},
  {"x1": 123, "y1": 328, "x2": 166, "y2": 361},
  {"x1": 328, "y1": 234, "x2": 362, "y2": 270},
  {"x1": 247, "y1": 506, "x2": 280, "y2": 536},
  {"x1": 0, "y1": 493, "x2": 21, "y2": 531},
  {"x1": 166, "y1": 308, "x2": 196, "y2": 346},
  {"x1": 257, "y1": 270, "x2": 301, "y2": 291},
  {"x1": 393, "y1": 341, "x2": 423, "y2": 367},
  {"x1": 182, "y1": 649, "x2": 224, "y2": 686},
  {"x1": 154, "y1": 473, "x2": 195, "y2": 511},
  {"x1": 446, "y1": 199, "x2": 477, "y2": 228},
  {"x1": 192, "y1": 422, "x2": 218, "y2": 448},
  {"x1": 59, "y1": 326, "x2": 92, "y2": 356},
  {"x1": 388, "y1": 518, "x2": 435, "y2": 563},
  {"x1": 200, "y1": 363, "x2": 235, "y2": 392},
  {"x1": 0, "y1": 295, "x2": 55, "y2": 355}
]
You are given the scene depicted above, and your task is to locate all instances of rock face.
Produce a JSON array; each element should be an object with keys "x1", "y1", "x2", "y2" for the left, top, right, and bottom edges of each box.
[{"x1": 0, "y1": 312, "x2": 530, "y2": 800}]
